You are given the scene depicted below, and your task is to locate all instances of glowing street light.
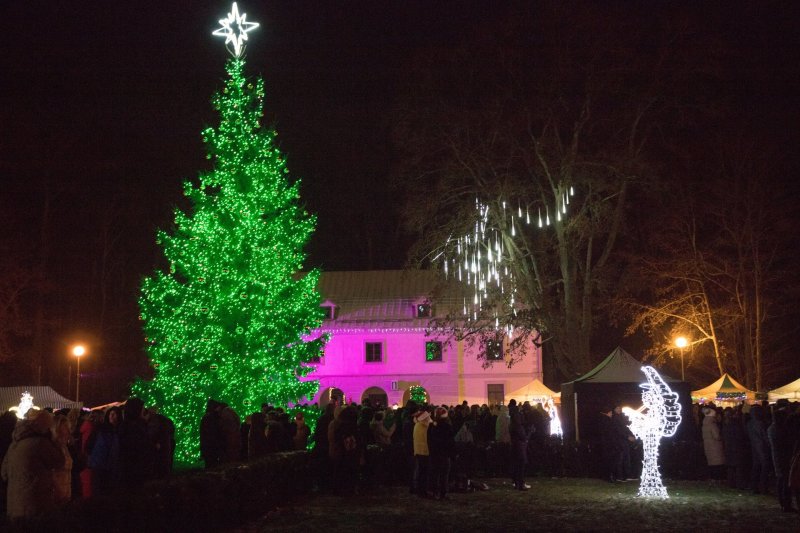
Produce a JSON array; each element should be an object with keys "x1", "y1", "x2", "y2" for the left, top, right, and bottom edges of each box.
[
  {"x1": 71, "y1": 344, "x2": 86, "y2": 402},
  {"x1": 674, "y1": 336, "x2": 688, "y2": 381}
]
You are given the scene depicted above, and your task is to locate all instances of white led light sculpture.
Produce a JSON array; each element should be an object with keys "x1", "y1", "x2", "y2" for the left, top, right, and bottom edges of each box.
[
  {"x1": 543, "y1": 396, "x2": 563, "y2": 438},
  {"x1": 624, "y1": 366, "x2": 682, "y2": 498},
  {"x1": 212, "y1": 2, "x2": 259, "y2": 58},
  {"x1": 9, "y1": 391, "x2": 38, "y2": 420}
]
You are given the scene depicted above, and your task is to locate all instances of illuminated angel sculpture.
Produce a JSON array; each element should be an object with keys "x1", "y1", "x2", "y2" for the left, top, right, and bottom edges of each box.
[
  {"x1": 9, "y1": 391, "x2": 38, "y2": 420},
  {"x1": 543, "y1": 397, "x2": 563, "y2": 439},
  {"x1": 622, "y1": 366, "x2": 682, "y2": 498}
]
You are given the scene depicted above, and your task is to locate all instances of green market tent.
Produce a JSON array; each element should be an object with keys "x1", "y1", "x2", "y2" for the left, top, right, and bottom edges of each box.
[
  {"x1": 691, "y1": 373, "x2": 755, "y2": 404},
  {"x1": 0, "y1": 386, "x2": 82, "y2": 414}
]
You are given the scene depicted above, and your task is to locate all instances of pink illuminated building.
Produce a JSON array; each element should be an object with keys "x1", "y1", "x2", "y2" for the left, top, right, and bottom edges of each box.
[{"x1": 303, "y1": 270, "x2": 543, "y2": 408}]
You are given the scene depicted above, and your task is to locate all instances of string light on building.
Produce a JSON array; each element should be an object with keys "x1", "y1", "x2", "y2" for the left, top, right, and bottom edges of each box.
[{"x1": 623, "y1": 366, "x2": 682, "y2": 499}]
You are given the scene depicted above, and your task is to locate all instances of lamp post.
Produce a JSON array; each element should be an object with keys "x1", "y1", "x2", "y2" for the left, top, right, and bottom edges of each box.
[
  {"x1": 675, "y1": 336, "x2": 688, "y2": 381},
  {"x1": 72, "y1": 344, "x2": 86, "y2": 402}
]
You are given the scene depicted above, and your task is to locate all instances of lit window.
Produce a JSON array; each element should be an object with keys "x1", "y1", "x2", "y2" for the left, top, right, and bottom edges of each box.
[
  {"x1": 486, "y1": 339, "x2": 503, "y2": 361},
  {"x1": 425, "y1": 341, "x2": 443, "y2": 362},
  {"x1": 366, "y1": 342, "x2": 382, "y2": 363}
]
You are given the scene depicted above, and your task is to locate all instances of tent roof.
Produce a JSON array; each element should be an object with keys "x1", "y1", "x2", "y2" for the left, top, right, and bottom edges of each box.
[
  {"x1": 691, "y1": 373, "x2": 754, "y2": 399},
  {"x1": 768, "y1": 377, "x2": 800, "y2": 401},
  {"x1": 566, "y1": 346, "x2": 675, "y2": 384},
  {"x1": 507, "y1": 379, "x2": 560, "y2": 402},
  {"x1": 0, "y1": 386, "x2": 82, "y2": 413}
]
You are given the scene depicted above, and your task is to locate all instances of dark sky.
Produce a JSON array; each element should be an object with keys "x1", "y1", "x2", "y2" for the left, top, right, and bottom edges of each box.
[{"x1": 1, "y1": 1, "x2": 798, "y2": 398}]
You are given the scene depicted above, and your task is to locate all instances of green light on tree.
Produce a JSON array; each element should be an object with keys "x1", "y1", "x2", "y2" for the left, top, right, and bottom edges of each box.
[{"x1": 132, "y1": 57, "x2": 324, "y2": 466}]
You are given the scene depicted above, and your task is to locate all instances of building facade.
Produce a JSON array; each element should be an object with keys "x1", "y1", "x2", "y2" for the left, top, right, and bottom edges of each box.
[{"x1": 302, "y1": 270, "x2": 542, "y2": 408}]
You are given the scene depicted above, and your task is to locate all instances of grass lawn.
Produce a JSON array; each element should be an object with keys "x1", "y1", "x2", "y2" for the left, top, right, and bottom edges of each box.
[{"x1": 237, "y1": 477, "x2": 799, "y2": 532}]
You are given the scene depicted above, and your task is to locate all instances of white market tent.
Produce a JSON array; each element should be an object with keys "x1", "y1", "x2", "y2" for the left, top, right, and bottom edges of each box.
[
  {"x1": 768, "y1": 378, "x2": 800, "y2": 401},
  {"x1": 691, "y1": 373, "x2": 756, "y2": 404},
  {"x1": 507, "y1": 378, "x2": 561, "y2": 405},
  {"x1": 0, "y1": 386, "x2": 82, "y2": 414}
]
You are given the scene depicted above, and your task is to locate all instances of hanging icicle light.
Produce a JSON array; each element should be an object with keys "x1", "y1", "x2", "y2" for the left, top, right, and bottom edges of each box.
[{"x1": 437, "y1": 184, "x2": 576, "y2": 325}]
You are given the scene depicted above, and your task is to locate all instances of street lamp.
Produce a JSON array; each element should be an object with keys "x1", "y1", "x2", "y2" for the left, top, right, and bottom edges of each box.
[
  {"x1": 674, "y1": 336, "x2": 688, "y2": 381},
  {"x1": 71, "y1": 344, "x2": 86, "y2": 402}
]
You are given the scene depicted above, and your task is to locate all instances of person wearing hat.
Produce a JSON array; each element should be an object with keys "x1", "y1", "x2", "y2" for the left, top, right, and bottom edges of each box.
[
  {"x1": 1, "y1": 409, "x2": 65, "y2": 521},
  {"x1": 412, "y1": 408, "x2": 433, "y2": 497}
]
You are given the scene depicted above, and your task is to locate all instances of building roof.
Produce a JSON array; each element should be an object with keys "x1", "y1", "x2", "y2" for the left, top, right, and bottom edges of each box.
[{"x1": 316, "y1": 270, "x2": 467, "y2": 332}]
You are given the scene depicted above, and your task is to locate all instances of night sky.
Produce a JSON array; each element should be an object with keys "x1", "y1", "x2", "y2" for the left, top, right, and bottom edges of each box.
[{"x1": 1, "y1": 1, "x2": 799, "y2": 400}]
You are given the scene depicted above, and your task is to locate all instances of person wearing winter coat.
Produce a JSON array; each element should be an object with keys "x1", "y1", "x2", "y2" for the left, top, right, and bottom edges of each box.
[
  {"x1": 118, "y1": 397, "x2": 154, "y2": 490},
  {"x1": 702, "y1": 407, "x2": 725, "y2": 478},
  {"x1": 88, "y1": 406, "x2": 122, "y2": 493},
  {"x1": 293, "y1": 412, "x2": 311, "y2": 451},
  {"x1": 429, "y1": 407, "x2": 455, "y2": 499},
  {"x1": 509, "y1": 400, "x2": 533, "y2": 490},
  {"x1": 1, "y1": 409, "x2": 65, "y2": 520},
  {"x1": 51, "y1": 414, "x2": 74, "y2": 504},
  {"x1": 495, "y1": 405, "x2": 511, "y2": 476},
  {"x1": 747, "y1": 404, "x2": 772, "y2": 494},
  {"x1": 334, "y1": 405, "x2": 361, "y2": 495},
  {"x1": 721, "y1": 407, "x2": 748, "y2": 489},
  {"x1": 767, "y1": 401, "x2": 798, "y2": 512},
  {"x1": 370, "y1": 410, "x2": 396, "y2": 448},
  {"x1": 412, "y1": 409, "x2": 433, "y2": 497}
]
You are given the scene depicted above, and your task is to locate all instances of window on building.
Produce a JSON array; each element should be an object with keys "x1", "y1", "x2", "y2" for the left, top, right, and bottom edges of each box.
[
  {"x1": 320, "y1": 305, "x2": 335, "y2": 320},
  {"x1": 425, "y1": 341, "x2": 443, "y2": 362},
  {"x1": 487, "y1": 384, "x2": 505, "y2": 406},
  {"x1": 365, "y1": 342, "x2": 383, "y2": 363},
  {"x1": 485, "y1": 339, "x2": 503, "y2": 361},
  {"x1": 416, "y1": 303, "x2": 432, "y2": 318}
]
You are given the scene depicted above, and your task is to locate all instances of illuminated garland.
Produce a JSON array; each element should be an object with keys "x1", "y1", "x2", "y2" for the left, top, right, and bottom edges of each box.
[
  {"x1": 409, "y1": 385, "x2": 428, "y2": 404},
  {"x1": 132, "y1": 14, "x2": 324, "y2": 466},
  {"x1": 623, "y1": 366, "x2": 682, "y2": 498}
]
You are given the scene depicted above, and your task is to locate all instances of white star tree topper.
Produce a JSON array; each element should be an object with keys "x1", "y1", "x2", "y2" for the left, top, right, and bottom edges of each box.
[{"x1": 212, "y1": 2, "x2": 259, "y2": 58}]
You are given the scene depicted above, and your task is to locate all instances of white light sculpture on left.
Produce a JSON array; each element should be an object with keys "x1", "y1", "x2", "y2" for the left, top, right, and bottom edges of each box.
[
  {"x1": 10, "y1": 391, "x2": 38, "y2": 420},
  {"x1": 624, "y1": 366, "x2": 682, "y2": 499},
  {"x1": 212, "y1": 2, "x2": 259, "y2": 58},
  {"x1": 544, "y1": 397, "x2": 563, "y2": 438}
]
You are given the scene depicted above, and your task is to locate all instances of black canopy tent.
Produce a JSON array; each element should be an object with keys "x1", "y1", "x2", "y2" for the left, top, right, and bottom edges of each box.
[{"x1": 560, "y1": 347, "x2": 692, "y2": 442}]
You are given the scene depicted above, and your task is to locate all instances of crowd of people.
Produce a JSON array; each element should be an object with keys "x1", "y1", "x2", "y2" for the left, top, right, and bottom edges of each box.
[
  {"x1": 0, "y1": 398, "x2": 175, "y2": 523},
  {"x1": 3, "y1": 394, "x2": 800, "y2": 524},
  {"x1": 300, "y1": 398, "x2": 554, "y2": 498},
  {"x1": 694, "y1": 399, "x2": 800, "y2": 512}
]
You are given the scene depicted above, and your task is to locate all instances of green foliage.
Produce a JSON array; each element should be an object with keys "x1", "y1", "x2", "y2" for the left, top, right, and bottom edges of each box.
[{"x1": 133, "y1": 59, "x2": 323, "y2": 465}]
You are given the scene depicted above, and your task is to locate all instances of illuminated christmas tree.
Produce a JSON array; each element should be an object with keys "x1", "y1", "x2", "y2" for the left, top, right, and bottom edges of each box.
[{"x1": 132, "y1": 4, "x2": 323, "y2": 465}]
